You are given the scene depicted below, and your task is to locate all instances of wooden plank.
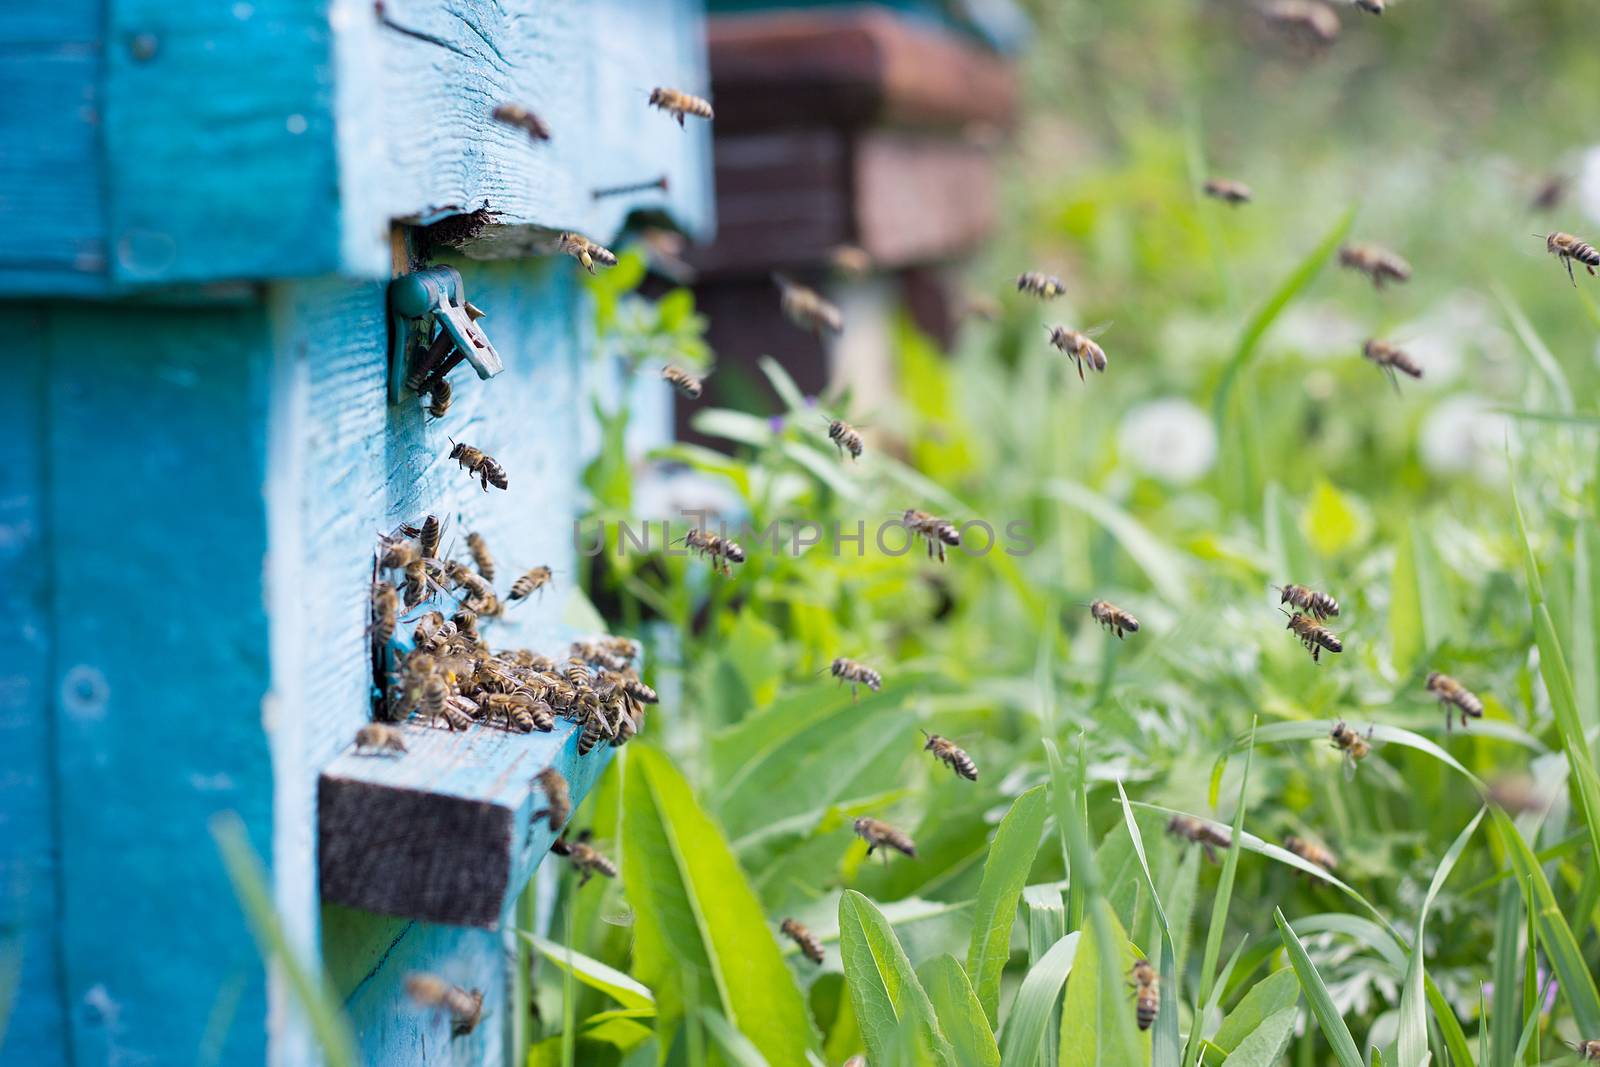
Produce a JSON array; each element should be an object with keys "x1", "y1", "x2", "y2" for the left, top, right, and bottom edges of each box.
[{"x1": 853, "y1": 132, "x2": 998, "y2": 267}]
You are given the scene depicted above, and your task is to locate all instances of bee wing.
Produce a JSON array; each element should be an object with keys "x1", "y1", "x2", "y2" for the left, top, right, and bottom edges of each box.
[
  {"x1": 1084, "y1": 321, "x2": 1116, "y2": 338},
  {"x1": 1343, "y1": 752, "x2": 1358, "y2": 782}
]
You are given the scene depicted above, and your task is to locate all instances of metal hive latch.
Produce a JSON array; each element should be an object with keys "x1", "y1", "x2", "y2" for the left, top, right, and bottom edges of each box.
[{"x1": 387, "y1": 266, "x2": 504, "y2": 404}]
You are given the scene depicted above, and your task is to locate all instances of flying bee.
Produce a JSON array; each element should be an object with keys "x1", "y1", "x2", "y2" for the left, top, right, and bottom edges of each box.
[
  {"x1": 1362, "y1": 339, "x2": 1424, "y2": 393},
  {"x1": 1045, "y1": 324, "x2": 1109, "y2": 381},
  {"x1": 1530, "y1": 175, "x2": 1568, "y2": 213},
  {"x1": 831, "y1": 657, "x2": 882, "y2": 699},
  {"x1": 1261, "y1": 0, "x2": 1341, "y2": 48},
  {"x1": 682, "y1": 528, "x2": 745, "y2": 575},
  {"x1": 556, "y1": 232, "x2": 617, "y2": 275},
  {"x1": 1203, "y1": 178, "x2": 1253, "y2": 205},
  {"x1": 1426, "y1": 671, "x2": 1483, "y2": 732},
  {"x1": 1338, "y1": 242, "x2": 1411, "y2": 289},
  {"x1": 426, "y1": 377, "x2": 452, "y2": 419},
  {"x1": 774, "y1": 273, "x2": 843, "y2": 334},
  {"x1": 1015, "y1": 272, "x2": 1067, "y2": 299},
  {"x1": 551, "y1": 830, "x2": 617, "y2": 885},
  {"x1": 648, "y1": 86, "x2": 714, "y2": 126},
  {"x1": 1286, "y1": 612, "x2": 1342, "y2": 662},
  {"x1": 1542, "y1": 231, "x2": 1600, "y2": 286},
  {"x1": 779, "y1": 918, "x2": 825, "y2": 964},
  {"x1": 902, "y1": 509, "x2": 960, "y2": 562},
  {"x1": 1167, "y1": 814, "x2": 1232, "y2": 862},
  {"x1": 1090, "y1": 600, "x2": 1140, "y2": 639},
  {"x1": 1129, "y1": 959, "x2": 1159, "y2": 1031},
  {"x1": 922, "y1": 731, "x2": 977, "y2": 780},
  {"x1": 1283, "y1": 834, "x2": 1338, "y2": 871},
  {"x1": 405, "y1": 973, "x2": 484, "y2": 1036},
  {"x1": 829, "y1": 244, "x2": 873, "y2": 277},
  {"x1": 448, "y1": 438, "x2": 508, "y2": 491},
  {"x1": 371, "y1": 581, "x2": 399, "y2": 645},
  {"x1": 661, "y1": 365, "x2": 704, "y2": 400},
  {"x1": 1275, "y1": 583, "x2": 1339, "y2": 620},
  {"x1": 509, "y1": 565, "x2": 554, "y2": 602},
  {"x1": 826, "y1": 417, "x2": 865, "y2": 461},
  {"x1": 531, "y1": 767, "x2": 571, "y2": 832},
  {"x1": 354, "y1": 722, "x2": 407, "y2": 755},
  {"x1": 465, "y1": 531, "x2": 495, "y2": 583},
  {"x1": 1329, "y1": 720, "x2": 1373, "y2": 780},
  {"x1": 854, "y1": 817, "x2": 916, "y2": 862},
  {"x1": 492, "y1": 102, "x2": 551, "y2": 141},
  {"x1": 1570, "y1": 1040, "x2": 1600, "y2": 1060}
]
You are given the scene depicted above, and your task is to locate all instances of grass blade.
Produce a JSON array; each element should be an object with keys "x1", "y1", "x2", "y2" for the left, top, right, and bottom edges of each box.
[
  {"x1": 997, "y1": 933, "x2": 1079, "y2": 1067},
  {"x1": 1494, "y1": 283, "x2": 1575, "y2": 414},
  {"x1": 918, "y1": 955, "x2": 1001, "y2": 1067},
  {"x1": 1057, "y1": 907, "x2": 1145, "y2": 1067},
  {"x1": 1397, "y1": 808, "x2": 1484, "y2": 1067},
  {"x1": 839, "y1": 889, "x2": 957, "y2": 1067},
  {"x1": 967, "y1": 785, "x2": 1050, "y2": 1027},
  {"x1": 1221, "y1": 720, "x2": 1486, "y2": 789},
  {"x1": 520, "y1": 933, "x2": 656, "y2": 1013},
  {"x1": 1489, "y1": 882, "x2": 1523, "y2": 1065},
  {"x1": 1116, "y1": 781, "x2": 1182, "y2": 1067},
  {"x1": 1044, "y1": 739, "x2": 1086, "y2": 932},
  {"x1": 1273, "y1": 909, "x2": 1363, "y2": 1067},
  {"x1": 1042, "y1": 480, "x2": 1192, "y2": 602}
]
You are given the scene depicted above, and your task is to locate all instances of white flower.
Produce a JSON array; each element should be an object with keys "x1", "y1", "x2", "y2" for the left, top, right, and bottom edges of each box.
[{"x1": 1119, "y1": 398, "x2": 1217, "y2": 484}]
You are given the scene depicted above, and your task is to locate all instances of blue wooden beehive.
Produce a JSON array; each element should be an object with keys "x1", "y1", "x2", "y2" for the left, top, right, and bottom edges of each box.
[{"x1": 0, "y1": 3, "x2": 712, "y2": 1063}]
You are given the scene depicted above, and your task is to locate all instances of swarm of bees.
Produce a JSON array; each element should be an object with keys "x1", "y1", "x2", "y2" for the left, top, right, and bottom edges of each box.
[
  {"x1": 406, "y1": 973, "x2": 484, "y2": 1036},
  {"x1": 1203, "y1": 177, "x2": 1253, "y2": 205},
  {"x1": 779, "y1": 918, "x2": 825, "y2": 964},
  {"x1": 1129, "y1": 959, "x2": 1159, "y2": 1031},
  {"x1": 648, "y1": 86, "x2": 714, "y2": 126}
]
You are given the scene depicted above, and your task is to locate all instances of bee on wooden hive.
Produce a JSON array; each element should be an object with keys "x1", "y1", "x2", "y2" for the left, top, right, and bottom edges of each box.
[
  {"x1": 1275, "y1": 584, "x2": 1339, "y2": 620},
  {"x1": 556, "y1": 232, "x2": 618, "y2": 275},
  {"x1": 1015, "y1": 272, "x2": 1067, "y2": 299},
  {"x1": 1129, "y1": 959, "x2": 1159, "y2": 1031},
  {"x1": 354, "y1": 722, "x2": 407, "y2": 756},
  {"x1": 829, "y1": 244, "x2": 873, "y2": 278},
  {"x1": 1283, "y1": 834, "x2": 1338, "y2": 871},
  {"x1": 854, "y1": 817, "x2": 916, "y2": 863},
  {"x1": 648, "y1": 86, "x2": 714, "y2": 126},
  {"x1": 1167, "y1": 814, "x2": 1231, "y2": 862},
  {"x1": 492, "y1": 102, "x2": 551, "y2": 142},
  {"x1": 531, "y1": 767, "x2": 571, "y2": 832},
  {"x1": 1261, "y1": 0, "x2": 1341, "y2": 49},
  {"x1": 661, "y1": 364, "x2": 704, "y2": 400},
  {"x1": 509, "y1": 565, "x2": 554, "y2": 603},
  {"x1": 1329, "y1": 720, "x2": 1373, "y2": 779},
  {"x1": 401, "y1": 559, "x2": 436, "y2": 610},
  {"x1": 922, "y1": 731, "x2": 977, "y2": 781},
  {"x1": 1045, "y1": 324, "x2": 1109, "y2": 381},
  {"x1": 1203, "y1": 178, "x2": 1253, "y2": 205},
  {"x1": 1338, "y1": 242, "x2": 1411, "y2": 289},
  {"x1": 424, "y1": 377, "x2": 452, "y2": 419},
  {"x1": 405, "y1": 973, "x2": 484, "y2": 1036},
  {"x1": 780, "y1": 918, "x2": 825, "y2": 964},
  {"x1": 1542, "y1": 231, "x2": 1600, "y2": 285},
  {"x1": 902, "y1": 509, "x2": 960, "y2": 562},
  {"x1": 774, "y1": 273, "x2": 843, "y2": 335},
  {"x1": 444, "y1": 560, "x2": 496, "y2": 609},
  {"x1": 551, "y1": 830, "x2": 617, "y2": 885},
  {"x1": 411, "y1": 610, "x2": 449, "y2": 652},
  {"x1": 1285, "y1": 612, "x2": 1342, "y2": 662},
  {"x1": 825, "y1": 417, "x2": 865, "y2": 461},
  {"x1": 683, "y1": 528, "x2": 745, "y2": 575},
  {"x1": 370, "y1": 581, "x2": 399, "y2": 646},
  {"x1": 448, "y1": 438, "x2": 508, "y2": 491},
  {"x1": 1362, "y1": 339, "x2": 1424, "y2": 393},
  {"x1": 416, "y1": 514, "x2": 444, "y2": 563},
  {"x1": 465, "y1": 531, "x2": 495, "y2": 583},
  {"x1": 1089, "y1": 600, "x2": 1139, "y2": 639},
  {"x1": 421, "y1": 672, "x2": 470, "y2": 731},
  {"x1": 619, "y1": 669, "x2": 657, "y2": 705},
  {"x1": 1427, "y1": 671, "x2": 1483, "y2": 732},
  {"x1": 830, "y1": 657, "x2": 882, "y2": 699}
]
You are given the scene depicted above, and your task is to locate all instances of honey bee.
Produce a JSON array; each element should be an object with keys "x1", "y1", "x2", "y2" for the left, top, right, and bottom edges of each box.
[
  {"x1": 826, "y1": 418, "x2": 864, "y2": 461},
  {"x1": 1262, "y1": 0, "x2": 1341, "y2": 48},
  {"x1": 1427, "y1": 671, "x2": 1483, "y2": 732},
  {"x1": 774, "y1": 274, "x2": 843, "y2": 335},
  {"x1": 1044, "y1": 324, "x2": 1110, "y2": 381},
  {"x1": 1362, "y1": 339, "x2": 1424, "y2": 393},
  {"x1": 576, "y1": 709, "x2": 607, "y2": 755},
  {"x1": 418, "y1": 514, "x2": 443, "y2": 563},
  {"x1": 830, "y1": 657, "x2": 882, "y2": 699},
  {"x1": 509, "y1": 566, "x2": 554, "y2": 602},
  {"x1": 465, "y1": 531, "x2": 495, "y2": 583},
  {"x1": 682, "y1": 528, "x2": 745, "y2": 575},
  {"x1": 411, "y1": 610, "x2": 448, "y2": 651},
  {"x1": 448, "y1": 438, "x2": 508, "y2": 491},
  {"x1": 1329, "y1": 720, "x2": 1373, "y2": 779},
  {"x1": 421, "y1": 673, "x2": 470, "y2": 731},
  {"x1": 371, "y1": 581, "x2": 399, "y2": 645},
  {"x1": 829, "y1": 244, "x2": 873, "y2": 277},
  {"x1": 780, "y1": 918, "x2": 825, "y2": 964},
  {"x1": 922, "y1": 731, "x2": 977, "y2": 780},
  {"x1": 377, "y1": 532, "x2": 424, "y2": 571},
  {"x1": 444, "y1": 560, "x2": 496, "y2": 609},
  {"x1": 1167, "y1": 814, "x2": 1232, "y2": 862},
  {"x1": 556, "y1": 232, "x2": 618, "y2": 275},
  {"x1": 854, "y1": 817, "x2": 916, "y2": 861},
  {"x1": 354, "y1": 722, "x2": 407, "y2": 755},
  {"x1": 1338, "y1": 242, "x2": 1411, "y2": 289},
  {"x1": 1089, "y1": 600, "x2": 1140, "y2": 639},
  {"x1": 1203, "y1": 178, "x2": 1253, "y2": 205},
  {"x1": 620, "y1": 669, "x2": 657, "y2": 705},
  {"x1": 1129, "y1": 959, "x2": 1159, "y2": 1031},
  {"x1": 1283, "y1": 834, "x2": 1338, "y2": 871},
  {"x1": 648, "y1": 86, "x2": 714, "y2": 126},
  {"x1": 1015, "y1": 272, "x2": 1067, "y2": 299},
  {"x1": 1275, "y1": 584, "x2": 1339, "y2": 620},
  {"x1": 1543, "y1": 231, "x2": 1600, "y2": 286},
  {"x1": 401, "y1": 559, "x2": 434, "y2": 610},
  {"x1": 902, "y1": 509, "x2": 960, "y2": 562},
  {"x1": 492, "y1": 102, "x2": 551, "y2": 142},
  {"x1": 1570, "y1": 1040, "x2": 1600, "y2": 1060},
  {"x1": 405, "y1": 973, "x2": 484, "y2": 1036},
  {"x1": 1486, "y1": 773, "x2": 1542, "y2": 816},
  {"x1": 531, "y1": 767, "x2": 571, "y2": 832},
  {"x1": 661, "y1": 365, "x2": 704, "y2": 400},
  {"x1": 1286, "y1": 612, "x2": 1342, "y2": 662},
  {"x1": 1530, "y1": 175, "x2": 1568, "y2": 213},
  {"x1": 427, "y1": 377, "x2": 452, "y2": 419},
  {"x1": 551, "y1": 830, "x2": 617, "y2": 884}
]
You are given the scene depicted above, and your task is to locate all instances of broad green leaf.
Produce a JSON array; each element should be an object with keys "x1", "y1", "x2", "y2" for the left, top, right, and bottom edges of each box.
[
  {"x1": 1220, "y1": 721, "x2": 1485, "y2": 789},
  {"x1": 1058, "y1": 905, "x2": 1145, "y2": 1067},
  {"x1": 1302, "y1": 480, "x2": 1369, "y2": 558},
  {"x1": 997, "y1": 933, "x2": 1080, "y2": 1067},
  {"x1": 967, "y1": 785, "x2": 1049, "y2": 1027},
  {"x1": 701, "y1": 1009, "x2": 774, "y2": 1067},
  {"x1": 622, "y1": 748, "x2": 814, "y2": 1066},
  {"x1": 838, "y1": 890, "x2": 956, "y2": 1067},
  {"x1": 521, "y1": 933, "x2": 655, "y2": 1013},
  {"x1": 758, "y1": 356, "x2": 808, "y2": 413},
  {"x1": 1219, "y1": 1006, "x2": 1297, "y2": 1067},
  {"x1": 1398, "y1": 809, "x2": 1484, "y2": 1067},
  {"x1": 1274, "y1": 910, "x2": 1364, "y2": 1067},
  {"x1": 1210, "y1": 970, "x2": 1299, "y2": 1054},
  {"x1": 918, "y1": 955, "x2": 1000, "y2": 1067}
]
